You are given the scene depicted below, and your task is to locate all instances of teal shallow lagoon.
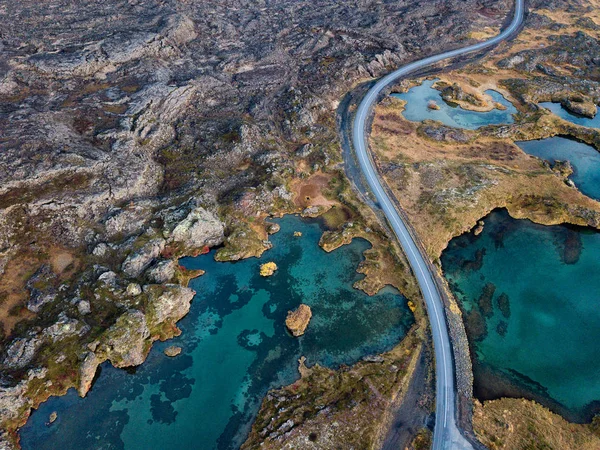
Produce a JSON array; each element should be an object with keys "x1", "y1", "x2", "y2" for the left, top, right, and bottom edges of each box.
[
  {"x1": 441, "y1": 209, "x2": 600, "y2": 422},
  {"x1": 541, "y1": 102, "x2": 600, "y2": 129},
  {"x1": 392, "y1": 79, "x2": 517, "y2": 129},
  {"x1": 19, "y1": 215, "x2": 413, "y2": 449},
  {"x1": 517, "y1": 136, "x2": 600, "y2": 201}
]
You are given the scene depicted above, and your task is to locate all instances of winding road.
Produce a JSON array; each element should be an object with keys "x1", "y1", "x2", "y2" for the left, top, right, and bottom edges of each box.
[{"x1": 350, "y1": 1, "x2": 524, "y2": 448}]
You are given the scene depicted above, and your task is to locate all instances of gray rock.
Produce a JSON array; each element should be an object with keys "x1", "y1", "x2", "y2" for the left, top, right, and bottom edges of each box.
[
  {"x1": 92, "y1": 243, "x2": 109, "y2": 257},
  {"x1": 121, "y1": 238, "x2": 166, "y2": 278},
  {"x1": 104, "y1": 203, "x2": 154, "y2": 239},
  {"x1": 97, "y1": 270, "x2": 119, "y2": 287},
  {"x1": 3, "y1": 337, "x2": 42, "y2": 370},
  {"x1": 126, "y1": 283, "x2": 142, "y2": 296},
  {"x1": 42, "y1": 314, "x2": 88, "y2": 342},
  {"x1": 26, "y1": 265, "x2": 58, "y2": 313},
  {"x1": 170, "y1": 207, "x2": 224, "y2": 251},
  {"x1": 77, "y1": 300, "x2": 91, "y2": 315},
  {"x1": 146, "y1": 260, "x2": 177, "y2": 284}
]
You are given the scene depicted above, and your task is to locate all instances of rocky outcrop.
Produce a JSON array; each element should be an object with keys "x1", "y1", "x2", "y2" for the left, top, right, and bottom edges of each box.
[
  {"x1": 99, "y1": 310, "x2": 150, "y2": 368},
  {"x1": 78, "y1": 352, "x2": 100, "y2": 397},
  {"x1": 169, "y1": 207, "x2": 224, "y2": 252},
  {"x1": 121, "y1": 238, "x2": 166, "y2": 278},
  {"x1": 164, "y1": 346, "x2": 182, "y2": 357},
  {"x1": 285, "y1": 304, "x2": 312, "y2": 337},
  {"x1": 2, "y1": 338, "x2": 42, "y2": 370},
  {"x1": 144, "y1": 284, "x2": 195, "y2": 328},
  {"x1": 561, "y1": 98, "x2": 597, "y2": 118},
  {"x1": 146, "y1": 260, "x2": 177, "y2": 284}
]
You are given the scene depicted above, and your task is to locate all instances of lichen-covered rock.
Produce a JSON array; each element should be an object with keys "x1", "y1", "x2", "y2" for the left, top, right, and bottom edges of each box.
[
  {"x1": 285, "y1": 304, "x2": 312, "y2": 337},
  {"x1": 99, "y1": 310, "x2": 150, "y2": 368},
  {"x1": 143, "y1": 284, "x2": 195, "y2": 328},
  {"x1": 126, "y1": 283, "x2": 142, "y2": 296},
  {"x1": 170, "y1": 207, "x2": 224, "y2": 251},
  {"x1": 2, "y1": 337, "x2": 42, "y2": 370},
  {"x1": 104, "y1": 203, "x2": 155, "y2": 239},
  {"x1": 77, "y1": 300, "x2": 91, "y2": 315},
  {"x1": 78, "y1": 351, "x2": 100, "y2": 397},
  {"x1": 561, "y1": 99, "x2": 597, "y2": 118},
  {"x1": 146, "y1": 259, "x2": 176, "y2": 284},
  {"x1": 121, "y1": 238, "x2": 166, "y2": 278},
  {"x1": 42, "y1": 314, "x2": 88, "y2": 343},
  {"x1": 26, "y1": 265, "x2": 58, "y2": 313}
]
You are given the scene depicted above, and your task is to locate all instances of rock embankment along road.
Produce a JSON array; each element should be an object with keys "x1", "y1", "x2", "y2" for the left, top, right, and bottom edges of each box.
[{"x1": 349, "y1": 0, "x2": 525, "y2": 448}]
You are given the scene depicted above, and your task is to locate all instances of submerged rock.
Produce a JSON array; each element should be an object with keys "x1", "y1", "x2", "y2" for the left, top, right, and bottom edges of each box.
[
  {"x1": 496, "y1": 293, "x2": 511, "y2": 319},
  {"x1": 285, "y1": 304, "x2": 312, "y2": 337},
  {"x1": 164, "y1": 346, "x2": 182, "y2": 357}
]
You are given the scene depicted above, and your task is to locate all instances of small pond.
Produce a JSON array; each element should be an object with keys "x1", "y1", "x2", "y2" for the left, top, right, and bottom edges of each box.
[{"x1": 392, "y1": 79, "x2": 517, "y2": 129}]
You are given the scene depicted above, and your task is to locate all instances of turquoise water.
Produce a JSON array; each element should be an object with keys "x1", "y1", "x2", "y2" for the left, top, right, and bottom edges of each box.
[
  {"x1": 541, "y1": 102, "x2": 600, "y2": 128},
  {"x1": 392, "y1": 79, "x2": 517, "y2": 129},
  {"x1": 517, "y1": 136, "x2": 600, "y2": 201},
  {"x1": 442, "y1": 210, "x2": 600, "y2": 421},
  {"x1": 20, "y1": 216, "x2": 413, "y2": 449}
]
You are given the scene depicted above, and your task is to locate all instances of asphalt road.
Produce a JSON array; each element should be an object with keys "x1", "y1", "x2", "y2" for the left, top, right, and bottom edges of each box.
[{"x1": 350, "y1": 1, "x2": 524, "y2": 448}]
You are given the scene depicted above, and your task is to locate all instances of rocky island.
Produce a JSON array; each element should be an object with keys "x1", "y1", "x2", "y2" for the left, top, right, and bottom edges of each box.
[{"x1": 285, "y1": 304, "x2": 312, "y2": 337}]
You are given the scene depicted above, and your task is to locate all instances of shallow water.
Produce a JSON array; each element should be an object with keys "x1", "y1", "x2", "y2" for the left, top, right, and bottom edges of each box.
[
  {"x1": 441, "y1": 209, "x2": 600, "y2": 421},
  {"x1": 20, "y1": 215, "x2": 413, "y2": 450},
  {"x1": 540, "y1": 102, "x2": 600, "y2": 129},
  {"x1": 392, "y1": 79, "x2": 517, "y2": 129},
  {"x1": 517, "y1": 136, "x2": 600, "y2": 201}
]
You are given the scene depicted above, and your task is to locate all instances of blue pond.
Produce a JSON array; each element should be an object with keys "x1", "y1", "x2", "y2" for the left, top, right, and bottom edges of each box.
[
  {"x1": 20, "y1": 215, "x2": 413, "y2": 449},
  {"x1": 517, "y1": 136, "x2": 600, "y2": 201},
  {"x1": 392, "y1": 79, "x2": 517, "y2": 129},
  {"x1": 541, "y1": 102, "x2": 600, "y2": 129},
  {"x1": 442, "y1": 209, "x2": 600, "y2": 422}
]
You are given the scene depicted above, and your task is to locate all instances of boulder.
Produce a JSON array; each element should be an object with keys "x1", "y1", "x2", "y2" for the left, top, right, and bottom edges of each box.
[
  {"x1": 126, "y1": 283, "x2": 142, "y2": 296},
  {"x1": 77, "y1": 300, "x2": 91, "y2": 315},
  {"x1": 146, "y1": 260, "x2": 177, "y2": 284},
  {"x1": 285, "y1": 304, "x2": 312, "y2": 337},
  {"x1": 170, "y1": 207, "x2": 224, "y2": 251},
  {"x1": 121, "y1": 238, "x2": 165, "y2": 278}
]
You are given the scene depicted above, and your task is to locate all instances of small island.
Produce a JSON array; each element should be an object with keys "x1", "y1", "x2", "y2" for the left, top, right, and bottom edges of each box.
[
  {"x1": 259, "y1": 262, "x2": 278, "y2": 277},
  {"x1": 285, "y1": 304, "x2": 312, "y2": 337}
]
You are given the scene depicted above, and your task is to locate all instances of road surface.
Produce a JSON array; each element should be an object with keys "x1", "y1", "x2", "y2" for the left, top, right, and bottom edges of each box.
[{"x1": 350, "y1": 1, "x2": 525, "y2": 448}]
